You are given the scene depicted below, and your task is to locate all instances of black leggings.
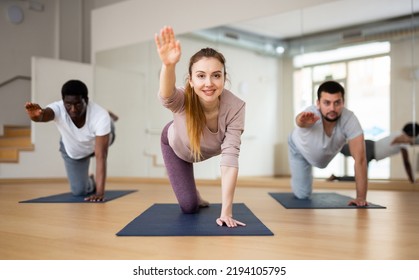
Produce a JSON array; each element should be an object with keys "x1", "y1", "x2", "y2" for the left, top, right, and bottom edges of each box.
[
  {"x1": 335, "y1": 139, "x2": 375, "y2": 181},
  {"x1": 340, "y1": 139, "x2": 375, "y2": 163}
]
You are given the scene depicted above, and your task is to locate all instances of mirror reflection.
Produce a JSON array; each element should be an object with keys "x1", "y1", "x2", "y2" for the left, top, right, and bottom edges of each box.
[{"x1": 95, "y1": 1, "x2": 419, "y2": 184}]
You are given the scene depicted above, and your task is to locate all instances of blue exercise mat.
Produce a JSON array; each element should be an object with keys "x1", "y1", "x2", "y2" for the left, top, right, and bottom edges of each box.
[
  {"x1": 116, "y1": 203, "x2": 274, "y2": 236},
  {"x1": 19, "y1": 190, "x2": 137, "y2": 203},
  {"x1": 269, "y1": 192, "x2": 386, "y2": 209}
]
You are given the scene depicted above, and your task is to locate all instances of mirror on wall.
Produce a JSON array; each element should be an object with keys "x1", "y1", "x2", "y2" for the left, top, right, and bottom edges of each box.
[
  {"x1": 94, "y1": 0, "x2": 419, "y2": 183},
  {"x1": 189, "y1": 0, "x2": 419, "y2": 182}
]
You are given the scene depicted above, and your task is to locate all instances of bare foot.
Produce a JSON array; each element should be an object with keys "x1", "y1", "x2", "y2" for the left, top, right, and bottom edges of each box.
[
  {"x1": 326, "y1": 174, "x2": 337, "y2": 182},
  {"x1": 197, "y1": 190, "x2": 209, "y2": 208}
]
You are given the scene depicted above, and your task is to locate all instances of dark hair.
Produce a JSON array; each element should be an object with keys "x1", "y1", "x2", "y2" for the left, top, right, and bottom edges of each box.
[
  {"x1": 402, "y1": 122, "x2": 419, "y2": 137},
  {"x1": 61, "y1": 80, "x2": 88, "y2": 101},
  {"x1": 317, "y1": 81, "x2": 345, "y2": 100}
]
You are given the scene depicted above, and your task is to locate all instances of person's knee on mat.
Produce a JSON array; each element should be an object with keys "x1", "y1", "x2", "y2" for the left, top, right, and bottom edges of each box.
[
  {"x1": 293, "y1": 190, "x2": 311, "y2": 200},
  {"x1": 180, "y1": 203, "x2": 199, "y2": 214},
  {"x1": 71, "y1": 189, "x2": 88, "y2": 197}
]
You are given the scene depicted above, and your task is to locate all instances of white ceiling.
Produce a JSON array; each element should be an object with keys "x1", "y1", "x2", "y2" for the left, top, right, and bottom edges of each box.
[{"x1": 226, "y1": 0, "x2": 419, "y2": 40}]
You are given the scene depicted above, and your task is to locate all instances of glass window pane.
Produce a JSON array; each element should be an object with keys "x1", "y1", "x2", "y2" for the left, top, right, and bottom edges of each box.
[
  {"x1": 346, "y1": 56, "x2": 390, "y2": 179},
  {"x1": 312, "y1": 63, "x2": 346, "y2": 82},
  {"x1": 293, "y1": 68, "x2": 312, "y2": 114}
]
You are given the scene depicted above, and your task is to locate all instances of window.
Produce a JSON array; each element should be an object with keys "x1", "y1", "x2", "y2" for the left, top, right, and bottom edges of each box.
[{"x1": 293, "y1": 42, "x2": 391, "y2": 179}]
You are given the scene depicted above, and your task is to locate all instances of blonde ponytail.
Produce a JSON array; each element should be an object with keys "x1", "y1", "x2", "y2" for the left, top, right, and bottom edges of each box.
[{"x1": 185, "y1": 84, "x2": 206, "y2": 161}]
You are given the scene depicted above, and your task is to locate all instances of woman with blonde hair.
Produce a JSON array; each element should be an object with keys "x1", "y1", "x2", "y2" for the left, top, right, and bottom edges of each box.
[{"x1": 155, "y1": 26, "x2": 246, "y2": 227}]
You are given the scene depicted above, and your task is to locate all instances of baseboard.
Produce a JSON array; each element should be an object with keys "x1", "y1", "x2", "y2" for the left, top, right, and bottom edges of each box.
[{"x1": 0, "y1": 176, "x2": 417, "y2": 191}]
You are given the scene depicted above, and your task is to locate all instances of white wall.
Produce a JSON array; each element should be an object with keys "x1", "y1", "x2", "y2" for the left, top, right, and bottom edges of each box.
[
  {"x1": 0, "y1": 0, "x2": 57, "y2": 82},
  {"x1": 0, "y1": 0, "x2": 57, "y2": 132},
  {"x1": 90, "y1": 0, "x2": 335, "y2": 54},
  {"x1": 0, "y1": 0, "x2": 95, "y2": 133}
]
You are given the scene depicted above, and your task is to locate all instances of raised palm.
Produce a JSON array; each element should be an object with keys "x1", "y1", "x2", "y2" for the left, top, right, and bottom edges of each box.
[
  {"x1": 155, "y1": 26, "x2": 181, "y2": 66},
  {"x1": 25, "y1": 102, "x2": 42, "y2": 119},
  {"x1": 300, "y1": 112, "x2": 319, "y2": 125}
]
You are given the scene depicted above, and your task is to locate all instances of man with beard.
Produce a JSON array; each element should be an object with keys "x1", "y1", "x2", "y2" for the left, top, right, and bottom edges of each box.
[{"x1": 288, "y1": 80, "x2": 368, "y2": 206}]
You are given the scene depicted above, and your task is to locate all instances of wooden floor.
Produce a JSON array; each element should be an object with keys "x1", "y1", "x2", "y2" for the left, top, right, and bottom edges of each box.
[{"x1": 1, "y1": 177, "x2": 419, "y2": 260}]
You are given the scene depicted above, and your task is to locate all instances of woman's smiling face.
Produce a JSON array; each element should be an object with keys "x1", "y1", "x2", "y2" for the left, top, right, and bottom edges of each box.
[{"x1": 189, "y1": 57, "x2": 225, "y2": 105}]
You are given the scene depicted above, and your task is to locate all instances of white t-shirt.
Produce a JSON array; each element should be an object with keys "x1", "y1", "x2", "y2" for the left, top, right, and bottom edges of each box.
[
  {"x1": 291, "y1": 105, "x2": 363, "y2": 168},
  {"x1": 374, "y1": 131, "x2": 409, "y2": 160},
  {"x1": 47, "y1": 100, "x2": 111, "y2": 159}
]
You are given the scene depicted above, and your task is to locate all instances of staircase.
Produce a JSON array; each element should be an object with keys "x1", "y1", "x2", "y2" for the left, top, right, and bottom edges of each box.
[{"x1": 0, "y1": 125, "x2": 34, "y2": 163}]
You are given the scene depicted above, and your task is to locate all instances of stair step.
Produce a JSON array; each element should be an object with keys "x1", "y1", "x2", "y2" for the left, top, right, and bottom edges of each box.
[
  {"x1": 0, "y1": 125, "x2": 34, "y2": 163},
  {"x1": 0, "y1": 137, "x2": 34, "y2": 151},
  {"x1": 0, "y1": 148, "x2": 19, "y2": 163},
  {"x1": 3, "y1": 125, "x2": 31, "y2": 137}
]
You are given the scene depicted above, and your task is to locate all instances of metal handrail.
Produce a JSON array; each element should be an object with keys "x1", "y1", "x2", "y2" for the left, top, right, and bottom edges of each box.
[{"x1": 0, "y1": 75, "x2": 31, "y2": 88}]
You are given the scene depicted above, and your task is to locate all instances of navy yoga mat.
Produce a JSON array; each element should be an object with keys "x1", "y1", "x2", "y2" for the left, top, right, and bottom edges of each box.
[
  {"x1": 116, "y1": 203, "x2": 273, "y2": 236},
  {"x1": 19, "y1": 190, "x2": 137, "y2": 203},
  {"x1": 269, "y1": 192, "x2": 386, "y2": 209}
]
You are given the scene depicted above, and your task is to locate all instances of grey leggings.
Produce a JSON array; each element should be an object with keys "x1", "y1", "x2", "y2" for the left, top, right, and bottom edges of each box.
[
  {"x1": 60, "y1": 140, "x2": 95, "y2": 196},
  {"x1": 161, "y1": 122, "x2": 199, "y2": 214},
  {"x1": 59, "y1": 121, "x2": 116, "y2": 196}
]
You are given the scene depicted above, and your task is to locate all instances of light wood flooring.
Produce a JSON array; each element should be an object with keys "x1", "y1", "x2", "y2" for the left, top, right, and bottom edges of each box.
[{"x1": 0, "y1": 177, "x2": 418, "y2": 260}]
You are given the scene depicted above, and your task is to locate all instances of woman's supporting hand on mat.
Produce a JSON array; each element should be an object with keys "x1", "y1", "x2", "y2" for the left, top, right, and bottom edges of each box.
[
  {"x1": 217, "y1": 166, "x2": 246, "y2": 227},
  {"x1": 216, "y1": 216, "x2": 246, "y2": 227}
]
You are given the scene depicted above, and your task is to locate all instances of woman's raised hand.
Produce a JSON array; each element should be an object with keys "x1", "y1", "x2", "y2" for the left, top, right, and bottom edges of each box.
[{"x1": 154, "y1": 26, "x2": 181, "y2": 66}]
